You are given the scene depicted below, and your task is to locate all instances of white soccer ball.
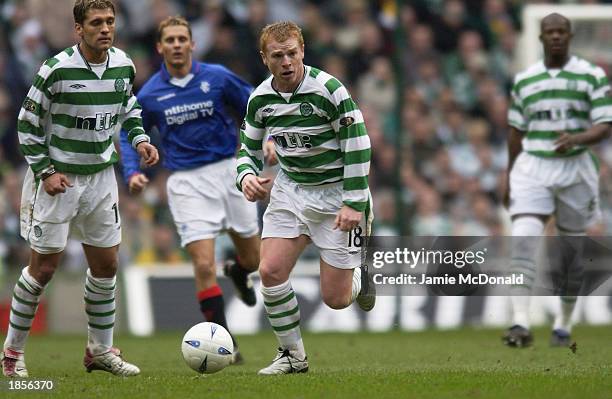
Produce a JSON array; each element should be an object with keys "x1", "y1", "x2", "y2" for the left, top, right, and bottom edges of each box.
[{"x1": 181, "y1": 322, "x2": 234, "y2": 374}]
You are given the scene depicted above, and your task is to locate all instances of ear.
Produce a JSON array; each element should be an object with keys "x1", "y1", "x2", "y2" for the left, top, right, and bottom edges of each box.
[
  {"x1": 260, "y1": 50, "x2": 267, "y2": 67},
  {"x1": 156, "y1": 41, "x2": 163, "y2": 55},
  {"x1": 75, "y1": 23, "x2": 83, "y2": 39}
]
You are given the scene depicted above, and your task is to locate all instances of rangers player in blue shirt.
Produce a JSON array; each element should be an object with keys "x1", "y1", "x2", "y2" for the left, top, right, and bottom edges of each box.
[{"x1": 120, "y1": 16, "x2": 273, "y2": 363}]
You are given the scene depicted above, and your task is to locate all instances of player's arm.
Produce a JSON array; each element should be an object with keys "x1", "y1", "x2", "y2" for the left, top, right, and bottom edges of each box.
[
  {"x1": 119, "y1": 127, "x2": 149, "y2": 194},
  {"x1": 554, "y1": 123, "x2": 611, "y2": 153},
  {"x1": 18, "y1": 65, "x2": 53, "y2": 177},
  {"x1": 118, "y1": 65, "x2": 158, "y2": 167},
  {"x1": 556, "y1": 71, "x2": 612, "y2": 152},
  {"x1": 119, "y1": 87, "x2": 158, "y2": 194},
  {"x1": 504, "y1": 80, "x2": 527, "y2": 208},
  {"x1": 236, "y1": 97, "x2": 269, "y2": 200},
  {"x1": 333, "y1": 84, "x2": 371, "y2": 231},
  {"x1": 18, "y1": 62, "x2": 72, "y2": 195}
]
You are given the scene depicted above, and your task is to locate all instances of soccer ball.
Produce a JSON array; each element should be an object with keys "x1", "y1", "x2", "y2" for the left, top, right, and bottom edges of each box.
[{"x1": 181, "y1": 322, "x2": 234, "y2": 374}]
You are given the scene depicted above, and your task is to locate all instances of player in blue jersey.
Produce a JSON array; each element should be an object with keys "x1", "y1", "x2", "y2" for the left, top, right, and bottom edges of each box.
[{"x1": 119, "y1": 16, "x2": 273, "y2": 363}]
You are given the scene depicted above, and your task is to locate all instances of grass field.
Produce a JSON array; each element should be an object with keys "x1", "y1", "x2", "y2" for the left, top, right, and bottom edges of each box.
[{"x1": 1, "y1": 326, "x2": 610, "y2": 398}]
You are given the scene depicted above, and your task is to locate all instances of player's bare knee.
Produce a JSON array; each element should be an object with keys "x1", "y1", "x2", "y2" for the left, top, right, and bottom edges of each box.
[
  {"x1": 29, "y1": 251, "x2": 62, "y2": 285},
  {"x1": 258, "y1": 261, "x2": 287, "y2": 286},
  {"x1": 322, "y1": 292, "x2": 350, "y2": 310},
  {"x1": 193, "y1": 259, "x2": 216, "y2": 281},
  {"x1": 90, "y1": 259, "x2": 118, "y2": 278},
  {"x1": 32, "y1": 263, "x2": 58, "y2": 285}
]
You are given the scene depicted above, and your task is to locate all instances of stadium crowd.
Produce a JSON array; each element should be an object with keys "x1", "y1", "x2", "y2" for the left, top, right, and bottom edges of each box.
[{"x1": 1, "y1": 0, "x2": 612, "y2": 272}]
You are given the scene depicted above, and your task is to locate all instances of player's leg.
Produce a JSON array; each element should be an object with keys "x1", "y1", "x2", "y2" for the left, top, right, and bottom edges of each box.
[
  {"x1": 166, "y1": 165, "x2": 241, "y2": 325},
  {"x1": 225, "y1": 232, "x2": 260, "y2": 306},
  {"x1": 185, "y1": 239, "x2": 235, "y2": 344},
  {"x1": 2, "y1": 250, "x2": 63, "y2": 377},
  {"x1": 504, "y1": 153, "x2": 554, "y2": 347},
  {"x1": 82, "y1": 244, "x2": 139, "y2": 376},
  {"x1": 224, "y1": 160, "x2": 261, "y2": 306},
  {"x1": 550, "y1": 162, "x2": 597, "y2": 346},
  {"x1": 312, "y1": 205, "x2": 375, "y2": 312},
  {"x1": 503, "y1": 214, "x2": 547, "y2": 347},
  {"x1": 76, "y1": 168, "x2": 138, "y2": 376},
  {"x1": 319, "y1": 261, "x2": 354, "y2": 309},
  {"x1": 258, "y1": 236, "x2": 310, "y2": 375},
  {"x1": 3, "y1": 168, "x2": 70, "y2": 377}
]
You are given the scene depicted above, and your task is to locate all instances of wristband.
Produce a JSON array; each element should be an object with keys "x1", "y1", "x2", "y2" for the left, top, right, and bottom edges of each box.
[{"x1": 36, "y1": 165, "x2": 56, "y2": 181}]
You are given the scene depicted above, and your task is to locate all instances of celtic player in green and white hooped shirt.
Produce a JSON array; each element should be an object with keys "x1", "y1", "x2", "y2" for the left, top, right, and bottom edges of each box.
[
  {"x1": 503, "y1": 13, "x2": 612, "y2": 350},
  {"x1": 236, "y1": 21, "x2": 374, "y2": 376},
  {"x1": 18, "y1": 45, "x2": 149, "y2": 175},
  {"x1": 236, "y1": 65, "x2": 371, "y2": 212},
  {"x1": 508, "y1": 56, "x2": 612, "y2": 158},
  {"x1": 3, "y1": 0, "x2": 158, "y2": 379}
]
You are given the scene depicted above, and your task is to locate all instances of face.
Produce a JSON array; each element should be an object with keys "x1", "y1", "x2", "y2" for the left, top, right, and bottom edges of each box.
[
  {"x1": 157, "y1": 25, "x2": 194, "y2": 69},
  {"x1": 260, "y1": 36, "x2": 304, "y2": 91},
  {"x1": 540, "y1": 17, "x2": 572, "y2": 58},
  {"x1": 76, "y1": 8, "x2": 115, "y2": 52}
]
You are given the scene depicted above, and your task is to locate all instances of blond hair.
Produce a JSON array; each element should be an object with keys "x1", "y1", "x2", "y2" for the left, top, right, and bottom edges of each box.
[
  {"x1": 259, "y1": 21, "x2": 304, "y2": 52},
  {"x1": 157, "y1": 16, "x2": 192, "y2": 42}
]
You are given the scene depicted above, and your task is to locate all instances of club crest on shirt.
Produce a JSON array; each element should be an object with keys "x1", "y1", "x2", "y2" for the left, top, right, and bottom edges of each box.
[
  {"x1": 23, "y1": 98, "x2": 37, "y2": 113},
  {"x1": 200, "y1": 81, "x2": 210, "y2": 93},
  {"x1": 114, "y1": 78, "x2": 125, "y2": 93},
  {"x1": 340, "y1": 116, "x2": 355, "y2": 127},
  {"x1": 300, "y1": 102, "x2": 313, "y2": 116}
]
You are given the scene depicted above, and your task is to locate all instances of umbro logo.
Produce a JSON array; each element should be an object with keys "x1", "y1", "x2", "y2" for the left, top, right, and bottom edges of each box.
[
  {"x1": 262, "y1": 107, "x2": 274, "y2": 114},
  {"x1": 69, "y1": 83, "x2": 87, "y2": 89}
]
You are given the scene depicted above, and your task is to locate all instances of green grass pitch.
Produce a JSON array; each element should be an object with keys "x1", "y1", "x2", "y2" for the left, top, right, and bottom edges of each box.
[{"x1": 2, "y1": 326, "x2": 610, "y2": 398}]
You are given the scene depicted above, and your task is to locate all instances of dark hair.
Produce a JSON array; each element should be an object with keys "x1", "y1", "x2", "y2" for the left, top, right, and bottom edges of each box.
[
  {"x1": 157, "y1": 16, "x2": 192, "y2": 42},
  {"x1": 73, "y1": 0, "x2": 115, "y2": 25}
]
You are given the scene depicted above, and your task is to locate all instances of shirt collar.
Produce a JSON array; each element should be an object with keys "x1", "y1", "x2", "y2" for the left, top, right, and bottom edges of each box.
[{"x1": 160, "y1": 60, "x2": 200, "y2": 81}]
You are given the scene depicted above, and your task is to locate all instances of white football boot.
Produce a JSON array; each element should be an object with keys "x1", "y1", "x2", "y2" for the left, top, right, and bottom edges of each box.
[
  {"x1": 83, "y1": 347, "x2": 140, "y2": 376},
  {"x1": 258, "y1": 348, "x2": 308, "y2": 375},
  {"x1": 1, "y1": 348, "x2": 28, "y2": 377}
]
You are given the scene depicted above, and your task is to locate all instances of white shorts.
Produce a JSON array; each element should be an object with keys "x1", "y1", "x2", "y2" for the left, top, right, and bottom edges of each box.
[
  {"x1": 509, "y1": 151, "x2": 600, "y2": 232},
  {"x1": 20, "y1": 167, "x2": 121, "y2": 254},
  {"x1": 167, "y1": 158, "x2": 259, "y2": 247},
  {"x1": 262, "y1": 171, "x2": 373, "y2": 269}
]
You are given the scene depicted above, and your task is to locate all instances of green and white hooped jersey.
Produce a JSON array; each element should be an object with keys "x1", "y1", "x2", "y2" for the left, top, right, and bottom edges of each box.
[
  {"x1": 237, "y1": 65, "x2": 371, "y2": 212},
  {"x1": 508, "y1": 55, "x2": 612, "y2": 158},
  {"x1": 18, "y1": 45, "x2": 148, "y2": 176}
]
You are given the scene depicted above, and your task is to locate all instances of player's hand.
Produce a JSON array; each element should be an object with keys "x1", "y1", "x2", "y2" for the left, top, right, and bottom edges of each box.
[
  {"x1": 554, "y1": 132, "x2": 575, "y2": 153},
  {"x1": 136, "y1": 142, "x2": 159, "y2": 167},
  {"x1": 241, "y1": 174, "x2": 271, "y2": 202},
  {"x1": 128, "y1": 173, "x2": 149, "y2": 195},
  {"x1": 264, "y1": 140, "x2": 278, "y2": 166},
  {"x1": 43, "y1": 172, "x2": 73, "y2": 196},
  {"x1": 334, "y1": 205, "x2": 362, "y2": 232}
]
